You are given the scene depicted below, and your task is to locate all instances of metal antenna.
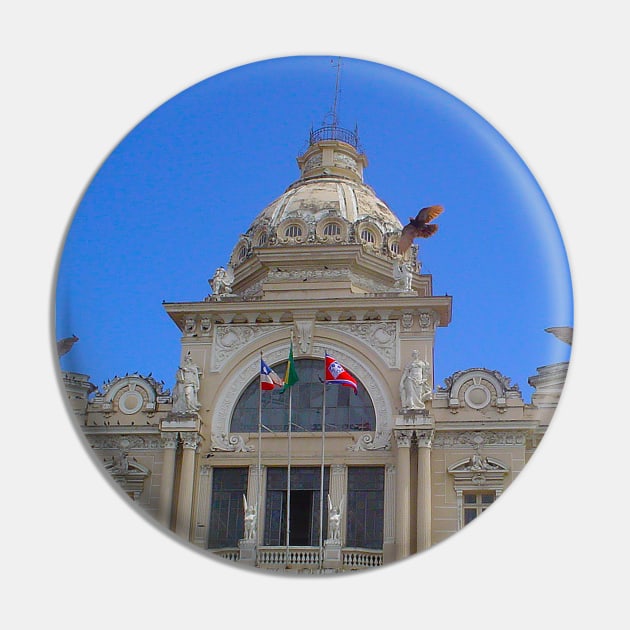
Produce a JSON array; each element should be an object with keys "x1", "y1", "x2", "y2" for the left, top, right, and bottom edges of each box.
[{"x1": 331, "y1": 56, "x2": 342, "y2": 128}]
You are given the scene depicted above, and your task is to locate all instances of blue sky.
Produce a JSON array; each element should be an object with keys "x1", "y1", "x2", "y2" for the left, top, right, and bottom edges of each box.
[{"x1": 55, "y1": 55, "x2": 572, "y2": 400}]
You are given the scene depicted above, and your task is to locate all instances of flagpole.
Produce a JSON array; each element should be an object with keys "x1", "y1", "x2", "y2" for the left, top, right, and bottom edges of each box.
[
  {"x1": 319, "y1": 353, "x2": 327, "y2": 572},
  {"x1": 257, "y1": 351, "x2": 263, "y2": 559},
  {"x1": 285, "y1": 337, "x2": 294, "y2": 568}
]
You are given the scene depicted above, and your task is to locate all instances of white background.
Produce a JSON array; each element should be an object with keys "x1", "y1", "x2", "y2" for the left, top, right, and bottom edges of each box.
[{"x1": 2, "y1": 2, "x2": 627, "y2": 628}]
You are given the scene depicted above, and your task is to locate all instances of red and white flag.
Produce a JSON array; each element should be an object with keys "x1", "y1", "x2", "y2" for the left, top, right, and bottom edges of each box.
[
  {"x1": 325, "y1": 354, "x2": 358, "y2": 394},
  {"x1": 260, "y1": 358, "x2": 284, "y2": 391}
]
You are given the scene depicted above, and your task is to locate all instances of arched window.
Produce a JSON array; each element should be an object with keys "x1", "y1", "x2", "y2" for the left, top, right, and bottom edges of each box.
[
  {"x1": 238, "y1": 245, "x2": 247, "y2": 261},
  {"x1": 360, "y1": 228, "x2": 376, "y2": 243},
  {"x1": 257, "y1": 232, "x2": 268, "y2": 246},
  {"x1": 323, "y1": 222, "x2": 341, "y2": 236},
  {"x1": 230, "y1": 358, "x2": 375, "y2": 433},
  {"x1": 390, "y1": 241, "x2": 400, "y2": 254},
  {"x1": 284, "y1": 224, "x2": 302, "y2": 238}
]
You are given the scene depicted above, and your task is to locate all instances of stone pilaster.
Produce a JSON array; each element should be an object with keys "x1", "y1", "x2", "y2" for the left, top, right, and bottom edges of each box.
[
  {"x1": 394, "y1": 429, "x2": 413, "y2": 560},
  {"x1": 175, "y1": 432, "x2": 201, "y2": 539},
  {"x1": 383, "y1": 463, "x2": 396, "y2": 564},
  {"x1": 416, "y1": 429, "x2": 434, "y2": 552},
  {"x1": 157, "y1": 433, "x2": 179, "y2": 529}
]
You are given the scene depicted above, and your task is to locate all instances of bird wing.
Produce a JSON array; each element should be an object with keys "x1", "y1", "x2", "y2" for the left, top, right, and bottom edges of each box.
[
  {"x1": 416, "y1": 205, "x2": 444, "y2": 224},
  {"x1": 398, "y1": 224, "x2": 417, "y2": 254},
  {"x1": 416, "y1": 223, "x2": 439, "y2": 238}
]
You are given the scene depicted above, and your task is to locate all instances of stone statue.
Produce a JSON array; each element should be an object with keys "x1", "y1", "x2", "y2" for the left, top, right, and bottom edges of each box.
[
  {"x1": 172, "y1": 353, "x2": 201, "y2": 414},
  {"x1": 393, "y1": 262, "x2": 413, "y2": 291},
  {"x1": 327, "y1": 494, "x2": 344, "y2": 541},
  {"x1": 468, "y1": 451, "x2": 500, "y2": 471},
  {"x1": 400, "y1": 350, "x2": 432, "y2": 410},
  {"x1": 210, "y1": 265, "x2": 234, "y2": 299},
  {"x1": 243, "y1": 494, "x2": 257, "y2": 540}
]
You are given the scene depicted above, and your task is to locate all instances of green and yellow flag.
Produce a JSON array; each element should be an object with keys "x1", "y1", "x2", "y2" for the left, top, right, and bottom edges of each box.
[{"x1": 283, "y1": 341, "x2": 299, "y2": 390}]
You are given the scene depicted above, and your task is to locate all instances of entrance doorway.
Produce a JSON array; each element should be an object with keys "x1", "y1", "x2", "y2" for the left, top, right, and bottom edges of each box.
[{"x1": 264, "y1": 467, "x2": 330, "y2": 547}]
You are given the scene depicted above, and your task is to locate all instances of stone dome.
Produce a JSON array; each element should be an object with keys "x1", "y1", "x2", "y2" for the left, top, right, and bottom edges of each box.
[{"x1": 229, "y1": 127, "x2": 410, "y2": 269}]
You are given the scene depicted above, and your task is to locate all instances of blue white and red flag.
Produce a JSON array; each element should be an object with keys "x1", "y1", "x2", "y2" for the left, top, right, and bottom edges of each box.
[
  {"x1": 325, "y1": 354, "x2": 358, "y2": 394},
  {"x1": 260, "y1": 358, "x2": 284, "y2": 391}
]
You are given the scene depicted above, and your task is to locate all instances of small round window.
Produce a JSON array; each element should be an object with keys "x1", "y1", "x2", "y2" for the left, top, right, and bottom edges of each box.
[
  {"x1": 285, "y1": 224, "x2": 302, "y2": 238},
  {"x1": 323, "y1": 222, "x2": 341, "y2": 236}
]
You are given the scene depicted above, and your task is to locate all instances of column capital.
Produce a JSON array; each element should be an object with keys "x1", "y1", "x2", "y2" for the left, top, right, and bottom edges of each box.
[
  {"x1": 394, "y1": 429, "x2": 414, "y2": 448},
  {"x1": 160, "y1": 433, "x2": 179, "y2": 450},
  {"x1": 414, "y1": 429, "x2": 434, "y2": 449},
  {"x1": 180, "y1": 432, "x2": 201, "y2": 451}
]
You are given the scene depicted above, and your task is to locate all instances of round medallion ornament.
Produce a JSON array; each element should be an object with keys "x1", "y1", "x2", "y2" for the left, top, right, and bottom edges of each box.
[{"x1": 55, "y1": 56, "x2": 572, "y2": 574}]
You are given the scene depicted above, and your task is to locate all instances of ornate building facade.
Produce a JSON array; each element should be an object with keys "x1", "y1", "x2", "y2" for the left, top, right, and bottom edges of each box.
[{"x1": 62, "y1": 125, "x2": 566, "y2": 573}]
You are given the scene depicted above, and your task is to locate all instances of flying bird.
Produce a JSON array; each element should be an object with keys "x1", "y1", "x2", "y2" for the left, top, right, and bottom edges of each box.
[
  {"x1": 398, "y1": 205, "x2": 444, "y2": 254},
  {"x1": 57, "y1": 334, "x2": 79, "y2": 357},
  {"x1": 545, "y1": 326, "x2": 573, "y2": 345}
]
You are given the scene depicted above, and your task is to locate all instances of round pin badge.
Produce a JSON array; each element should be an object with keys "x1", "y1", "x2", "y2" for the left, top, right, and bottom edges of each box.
[{"x1": 55, "y1": 55, "x2": 573, "y2": 574}]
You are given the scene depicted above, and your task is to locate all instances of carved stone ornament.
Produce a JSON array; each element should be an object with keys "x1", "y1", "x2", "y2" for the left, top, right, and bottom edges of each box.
[
  {"x1": 210, "y1": 433, "x2": 254, "y2": 453},
  {"x1": 395, "y1": 430, "x2": 413, "y2": 448},
  {"x1": 103, "y1": 451, "x2": 151, "y2": 500},
  {"x1": 448, "y1": 451, "x2": 509, "y2": 490},
  {"x1": 418, "y1": 311, "x2": 434, "y2": 329},
  {"x1": 180, "y1": 432, "x2": 201, "y2": 450},
  {"x1": 200, "y1": 317, "x2": 212, "y2": 336},
  {"x1": 184, "y1": 316, "x2": 197, "y2": 337},
  {"x1": 323, "y1": 321, "x2": 398, "y2": 368},
  {"x1": 433, "y1": 430, "x2": 527, "y2": 448},
  {"x1": 401, "y1": 312, "x2": 414, "y2": 329},
  {"x1": 86, "y1": 433, "x2": 164, "y2": 451},
  {"x1": 295, "y1": 320, "x2": 313, "y2": 354},
  {"x1": 211, "y1": 324, "x2": 279, "y2": 372}
]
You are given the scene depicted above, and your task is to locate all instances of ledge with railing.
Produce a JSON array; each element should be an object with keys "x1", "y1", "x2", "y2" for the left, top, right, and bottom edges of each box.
[{"x1": 212, "y1": 546, "x2": 383, "y2": 570}]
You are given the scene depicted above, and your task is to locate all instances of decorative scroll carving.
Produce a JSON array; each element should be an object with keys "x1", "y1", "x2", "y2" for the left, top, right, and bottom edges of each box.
[
  {"x1": 211, "y1": 324, "x2": 279, "y2": 372},
  {"x1": 210, "y1": 433, "x2": 254, "y2": 453},
  {"x1": 323, "y1": 321, "x2": 398, "y2": 368}
]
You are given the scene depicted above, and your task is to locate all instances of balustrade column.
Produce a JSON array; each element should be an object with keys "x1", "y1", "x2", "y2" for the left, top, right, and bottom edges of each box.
[
  {"x1": 394, "y1": 430, "x2": 413, "y2": 560},
  {"x1": 416, "y1": 429, "x2": 434, "y2": 552},
  {"x1": 175, "y1": 432, "x2": 201, "y2": 539},
  {"x1": 157, "y1": 433, "x2": 179, "y2": 528}
]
